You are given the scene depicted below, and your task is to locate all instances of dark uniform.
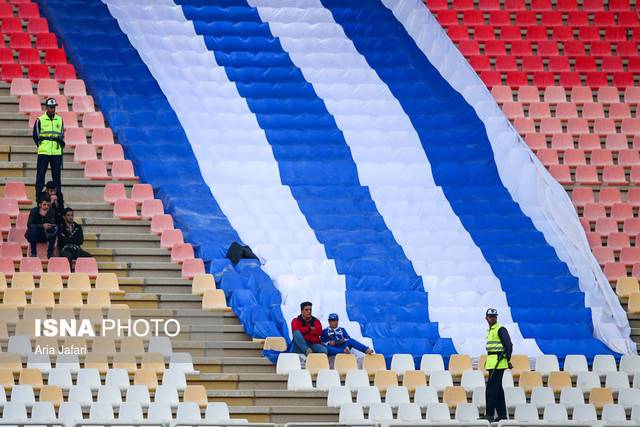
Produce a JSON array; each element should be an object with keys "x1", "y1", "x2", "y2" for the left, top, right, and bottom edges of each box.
[{"x1": 484, "y1": 308, "x2": 513, "y2": 422}]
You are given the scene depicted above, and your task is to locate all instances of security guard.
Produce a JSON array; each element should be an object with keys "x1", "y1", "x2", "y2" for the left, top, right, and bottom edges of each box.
[
  {"x1": 32, "y1": 98, "x2": 64, "y2": 196},
  {"x1": 484, "y1": 308, "x2": 513, "y2": 422}
]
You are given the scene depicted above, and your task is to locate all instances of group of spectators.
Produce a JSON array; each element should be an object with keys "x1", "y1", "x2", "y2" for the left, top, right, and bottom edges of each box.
[
  {"x1": 26, "y1": 98, "x2": 90, "y2": 261},
  {"x1": 290, "y1": 301, "x2": 373, "y2": 356}
]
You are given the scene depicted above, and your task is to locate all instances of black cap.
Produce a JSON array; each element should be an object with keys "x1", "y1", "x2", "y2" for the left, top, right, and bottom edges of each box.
[
  {"x1": 45, "y1": 98, "x2": 57, "y2": 107},
  {"x1": 486, "y1": 308, "x2": 498, "y2": 316}
]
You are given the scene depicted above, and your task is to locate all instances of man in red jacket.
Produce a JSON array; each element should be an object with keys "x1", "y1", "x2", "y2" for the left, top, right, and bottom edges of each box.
[{"x1": 291, "y1": 301, "x2": 328, "y2": 355}]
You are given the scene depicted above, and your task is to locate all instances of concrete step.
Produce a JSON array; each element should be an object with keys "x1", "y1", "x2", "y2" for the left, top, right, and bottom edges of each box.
[
  {"x1": 131, "y1": 309, "x2": 242, "y2": 326},
  {"x1": 205, "y1": 390, "x2": 328, "y2": 408},
  {"x1": 80, "y1": 217, "x2": 153, "y2": 234},
  {"x1": 3, "y1": 144, "x2": 76, "y2": 163},
  {"x1": 0, "y1": 160, "x2": 86, "y2": 178},
  {"x1": 0, "y1": 177, "x2": 136, "y2": 203}
]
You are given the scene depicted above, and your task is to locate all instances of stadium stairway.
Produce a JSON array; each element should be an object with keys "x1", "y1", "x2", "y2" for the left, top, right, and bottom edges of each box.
[{"x1": 0, "y1": 85, "x2": 339, "y2": 423}]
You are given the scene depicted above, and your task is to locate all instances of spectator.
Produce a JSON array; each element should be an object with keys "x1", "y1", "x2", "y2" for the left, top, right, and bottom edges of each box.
[
  {"x1": 43, "y1": 180, "x2": 65, "y2": 225},
  {"x1": 321, "y1": 313, "x2": 373, "y2": 356},
  {"x1": 25, "y1": 193, "x2": 57, "y2": 258},
  {"x1": 33, "y1": 98, "x2": 64, "y2": 196},
  {"x1": 57, "y1": 207, "x2": 91, "y2": 261},
  {"x1": 291, "y1": 302, "x2": 327, "y2": 355}
]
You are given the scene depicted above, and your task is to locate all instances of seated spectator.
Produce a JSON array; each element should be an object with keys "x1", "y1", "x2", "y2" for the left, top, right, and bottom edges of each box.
[
  {"x1": 26, "y1": 194, "x2": 57, "y2": 258},
  {"x1": 322, "y1": 313, "x2": 373, "y2": 356},
  {"x1": 43, "y1": 180, "x2": 65, "y2": 225},
  {"x1": 291, "y1": 301, "x2": 327, "y2": 355},
  {"x1": 58, "y1": 207, "x2": 91, "y2": 261}
]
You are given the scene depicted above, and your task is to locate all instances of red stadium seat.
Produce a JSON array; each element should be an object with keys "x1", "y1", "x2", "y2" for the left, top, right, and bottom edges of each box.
[
  {"x1": 495, "y1": 56, "x2": 518, "y2": 71},
  {"x1": 27, "y1": 64, "x2": 50, "y2": 81},
  {"x1": 72, "y1": 95, "x2": 95, "y2": 113},
  {"x1": 82, "y1": 112, "x2": 105, "y2": 129},
  {"x1": 524, "y1": 26, "x2": 547, "y2": 42},
  {"x1": 622, "y1": 119, "x2": 640, "y2": 136},
  {"x1": 513, "y1": 118, "x2": 535, "y2": 134},
  {"x1": 103, "y1": 183, "x2": 126, "y2": 205},
  {"x1": 0, "y1": 48, "x2": 14, "y2": 65},
  {"x1": 499, "y1": 26, "x2": 521, "y2": 41},
  {"x1": 531, "y1": 0, "x2": 552, "y2": 10},
  {"x1": 620, "y1": 248, "x2": 640, "y2": 265},
  {"x1": 578, "y1": 134, "x2": 601, "y2": 150},
  {"x1": 457, "y1": 40, "x2": 480, "y2": 56},
  {"x1": 540, "y1": 11, "x2": 562, "y2": 26},
  {"x1": 491, "y1": 85, "x2": 513, "y2": 103},
  {"x1": 563, "y1": 41, "x2": 586, "y2": 56},
  {"x1": 0, "y1": 197, "x2": 19, "y2": 218},
  {"x1": 589, "y1": 41, "x2": 612, "y2": 57},
  {"x1": 570, "y1": 87, "x2": 594, "y2": 104},
  {"x1": 84, "y1": 160, "x2": 110, "y2": 180},
  {"x1": 535, "y1": 149, "x2": 558, "y2": 165},
  {"x1": 522, "y1": 57, "x2": 544, "y2": 72},
  {"x1": 618, "y1": 12, "x2": 639, "y2": 28},
  {"x1": 613, "y1": 72, "x2": 634, "y2": 89},
  {"x1": 19, "y1": 257, "x2": 43, "y2": 277},
  {"x1": 480, "y1": 71, "x2": 501, "y2": 87},
  {"x1": 536, "y1": 41, "x2": 559, "y2": 56},
  {"x1": 552, "y1": 27, "x2": 574, "y2": 41},
  {"x1": 563, "y1": 149, "x2": 586, "y2": 166},
  {"x1": 0, "y1": 3, "x2": 13, "y2": 17},
  {"x1": 470, "y1": 56, "x2": 491, "y2": 72},
  {"x1": 91, "y1": 128, "x2": 114, "y2": 146},
  {"x1": 586, "y1": 72, "x2": 608, "y2": 89},
  {"x1": 592, "y1": 247, "x2": 614, "y2": 264},
  {"x1": 9, "y1": 33, "x2": 30, "y2": 50},
  {"x1": 611, "y1": 203, "x2": 633, "y2": 220},
  {"x1": 600, "y1": 57, "x2": 624, "y2": 73},
  {"x1": 606, "y1": 27, "x2": 626, "y2": 42},
  {"x1": 489, "y1": 11, "x2": 510, "y2": 26},
  {"x1": 598, "y1": 188, "x2": 622, "y2": 205},
  {"x1": 447, "y1": 26, "x2": 469, "y2": 40},
  {"x1": 484, "y1": 40, "x2": 506, "y2": 56},
  {"x1": 548, "y1": 57, "x2": 570, "y2": 73},
  {"x1": 571, "y1": 187, "x2": 594, "y2": 207},
  {"x1": 539, "y1": 117, "x2": 562, "y2": 134},
  {"x1": 73, "y1": 144, "x2": 97, "y2": 164},
  {"x1": 171, "y1": 243, "x2": 195, "y2": 264},
  {"x1": 602, "y1": 165, "x2": 627, "y2": 185},
  {"x1": 589, "y1": 149, "x2": 613, "y2": 166},
  {"x1": 1, "y1": 242, "x2": 22, "y2": 262},
  {"x1": 427, "y1": 0, "x2": 448, "y2": 10},
  {"x1": 581, "y1": 103, "x2": 604, "y2": 119},
  {"x1": 75, "y1": 257, "x2": 98, "y2": 278},
  {"x1": 64, "y1": 128, "x2": 86, "y2": 148},
  {"x1": 54, "y1": 64, "x2": 76, "y2": 81},
  {"x1": 131, "y1": 184, "x2": 154, "y2": 203},
  {"x1": 111, "y1": 160, "x2": 138, "y2": 181},
  {"x1": 35, "y1": 34, "x2": 58, "y2": 50},
  {"x1": 555, "y1": 103, "x2": 578, "y2": 119},
  {"x1": 597, "y1": 87, "x2": 621, "y2": 104},
  {"x1": 632, "y1": 166, "x2": 640, "y2": 185},
  {"x1": 0, "y1": 213, "x2": 11, "y2": 234},
  {"x1": 43, "y1": 49, "x2": 66, "y2": 66},
  {"x1": 616, "y1": 41, "x2": 637, "y2": 58},
  {"x1": 628, "y1": 189, "x2": 640, "y2": 206},
  {"x1": 550, "y1": 134, "x2": 574, "y2": 150},
  {"x1": 181, "y1": 259, "x2": 205, "y2": 280},
  {"x1": 1, "y1": 17, "x2": 23, "y2": 33},
  {"x1": 593, "y1": 118, "x2": 616, "y2": 135},
  {"x1": 437, "y1": 11, "x2": 459, "y2": 27},
  {"x1": 525, "y1": 134, "x2": 547, "y2": 150},
  {"x1": 608, "y1": 0, "x2": 630, "y2": 11},
  {"x1": 113, "y1": 199, "x2": 140, "y2": 220},
  {"x1": 575, "y1": 166, "x2": 599, "y2": 185},
  {"x1": 533, "y1": 72, "x2": 555, "y2": 88},
  {"x1": 463, "y1": 11, "x2": 484, "y2": 27},
  {"x1": 36, "y1": 79, "x2": 59, "y2": 96},
  {"x1": 479, "y1": 0, "x2": 501, "y2": 9},
  {"x1": 58, "y1": 111, "x2": 78, "y2": 128},
  {"x1": 506, "y1": 71, "x2": 528, "y2": 87},
  {"x1": 150, "y1": 214, "x2": 174, "y2": 236},
  {"x1": 63, "y1": 79, "x2": 86, "y2": 96},
  {"x1": 18, "y1": 95, "x2": 41, "y2": 113},
  {"x1": 604, "y1": 263, "x2": 627, "y2": 281},
  {"x1": 510, "y1": 40, "x2": 532, "y2": 56},
  {"x1": 453, "y1": 0, "x2": 474, "y2": 10},
  {"x1": 3, "y1": 182, "x2": 30, "y2": 204},
  {"x1": 101, "y1": 144, "x2": 124, "y2": 163},
  {"x1": 47, "y1": 257, "x2": 70, "y2": 278},
  {"x1": 161, "y1": 229, "x2": 184, "y2": 249},
  {"x1": 515, "y1": 11, "x2": 537, "y2": 26},
  {"x1": 548, "y1": 165, "x2": 571, "y2": 184},
  {"x1": 609, "y1": 104, "x2": 631, "y2": 120},
  {"x1": 617, "y1": 150, "x2": 640, "y2": 167},
  {"x1": 505, "y1": 0, "x2": 527, "y2": 9},
  {"x1": 474, "y1": 26, "x2": 496, "y2": 42},
  {"x1": 544, "y1": 86, "x2": 567, "y2": 103},
  {"x1": 141, "y1": 199, "x2": 164, "y2": 219},
  {"x1": 8, "y1": 227, "x2": 27, "y2": 248},
  {"x1": 528, "y1": 102, "x2": 551, "y2": 119},
  {"x1": 574, "y1": 56, "x2": 597, "y2": 73}
]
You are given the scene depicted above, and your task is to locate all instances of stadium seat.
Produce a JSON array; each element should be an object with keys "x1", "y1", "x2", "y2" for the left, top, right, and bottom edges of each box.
[
  {"x1": 84, "y1": 160, "x2": 109, "y2": 180},
  {"x1": 73, "y1": 144, "x2": 97, "y2": 164},
  {"x1": 141, "y1": 199, "x2": 163, "y2": 219},
  {"x1": 160, "y1": 229, "x2": 184, "y2": 249},
  {"x1": 111, "y1": 160, "x2": 138, "y2": 180},
  {"x1": 113, "y1": 199, "x2": 140, "y2": 220},
  {"x1": 103, "y1": 183, "x2": 126, "y2": 205}
]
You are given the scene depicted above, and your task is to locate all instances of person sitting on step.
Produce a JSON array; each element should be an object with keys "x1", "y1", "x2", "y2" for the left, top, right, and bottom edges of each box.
[
  {"x1": 25, "y1": 193, "x2": 57, "y2": 258},
  {"x1": 321, "y1": 313, "x2": 373, "y2": 356},
  {"x1": 291, "y1": 301, "x2": 327, "y2": 355}
]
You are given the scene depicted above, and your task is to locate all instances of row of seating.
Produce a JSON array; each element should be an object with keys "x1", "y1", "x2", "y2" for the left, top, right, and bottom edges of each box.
[
  {"x1": 0, "y1": 401, "x2": 245, "y2": 424},
  {"x1": 0, "y1": 47, "x2": 66, "y2": 65},
  {"x1": 481, "y1": 70, "x2": 636, "y2": 88},
  {"x1": 326, "y1": 384, "x2": 639, "y2": 414},
  {"x1": 19, "y1": 95, "x2": 95, "y2": 113},
  {"x1": 427, "y1": 0, "x2": 636, "y2": 13},
  {"x1": 571, "y1": 187, "x2": 640, "y2": 207},
  {"x1": 340, "y1": 401, "x2": 640, "y2": 424},
  {"x1": 277, "y1": 353, "x2": 640, "y2": 377},
  {"x1": 436, "y1": 12, "x2": 640, "y2": 29},
  {"x1": 586, "y1": 231, "x2": 639, "y2": 249},
  {"x1": 293, "y1": 364, "x2": 640, "y2": 395},
  {"x1": 2, "y1": 288, "x2": 114, "y2": 308},
  {"x1": 459, "y1": 40, "x2": 639, "y2": 59},
  {"x1": 0, "y1": 257, "x2": 99, "y2": 276},
  {"x1": 513, "y1": 117, "x2": 640, "y2": 134},
  {"x1": 0, "y1": 16, "x2": 48, "y2": 34},
  {"x1": 24, "y1": 109, "x2": 104, "y2": 129},
  {"x1": 0, "y1": 271, "x2": 122, "y2": 292},
  {"x1": 0, "y1": 353, "x2": 196, "y2": 375},
  {"x1": 0, "y1": 2, "x2": 39, "y2": 18},
  {"x1": 502, "y1": 102, "x2": 636, "y2": 119},
  {"x1": 10, "y1": 78, "x2": 86, "y2": 96},
  {"x1": 2, "y1": 33, "x2": 60, "y2": 51},
  {"x1": 492, "y1": 85, "x2": 639, "y2": 104},
  {"x1": 0, "y1": 63, "x2": 75, "y2": 82},
  {"x1": 534, "y1": 149, "x2": 640, "y2": 166},
  {"x1": 547, "y1": 164, "x2": 640, "y2": 185}
]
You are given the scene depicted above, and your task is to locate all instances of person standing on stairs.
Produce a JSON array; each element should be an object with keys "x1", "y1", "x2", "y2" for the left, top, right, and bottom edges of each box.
[
  {"x1": 484, "y1": 308, "x2": 513, "y2": 423},
  {"x1": 33, "y1": 98, "x2": 64, "y2": 196}
]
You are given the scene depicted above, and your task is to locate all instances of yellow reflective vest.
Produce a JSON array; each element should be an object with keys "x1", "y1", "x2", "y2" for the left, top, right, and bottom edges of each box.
[
  {"x1": 36, "y1": 113, "x2": 63, "y2": 156},
  {"x1": 485, "y1": 322, "x2": 508, "y2": 370}
]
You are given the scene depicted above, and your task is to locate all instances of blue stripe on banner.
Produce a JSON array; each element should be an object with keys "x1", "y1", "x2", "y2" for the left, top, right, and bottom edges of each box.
[
  {"x1": 36, "y1": 0, "x2": 291, "y2": 342},
  {"x1": 175, "y1": 0, "x2": 450, "y2": 359},
  {"x1": 320, "y1": 0, "x2": 615, "y2": 358}
]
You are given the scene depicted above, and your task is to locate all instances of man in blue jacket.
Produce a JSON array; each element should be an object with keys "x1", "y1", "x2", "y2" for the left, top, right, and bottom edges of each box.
[{"x1": 321, "y1": 313, "x2": 374, "y2": 356}]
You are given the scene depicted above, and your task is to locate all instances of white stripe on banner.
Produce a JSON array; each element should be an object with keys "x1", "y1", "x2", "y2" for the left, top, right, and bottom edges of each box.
[
  {"x1": 381, "y1": 0, "x2": 633, "y2": 354},
  {"x1": 247, "y1": 0, "x2": 540, "y2": 357},
  {"x1": 102, "y1": 0, "x2": 371, "y2": 345}
]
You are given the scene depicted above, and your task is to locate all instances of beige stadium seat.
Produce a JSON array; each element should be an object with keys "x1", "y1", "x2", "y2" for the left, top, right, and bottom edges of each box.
[
  {"x1": 403, "y1": 370, "x2": 427, "y2": 393},
  {"x1": 548, "y1": 371, "x2": 572, "y2": 394},
  {"x1": 0, "y1": 306, "x2": 19, "y2": 324},
  {"x1": 91, "y1": 337, "x2": 116, "y2": 355},
  {"x1": 510, "y1": 355, "x2": 531, "y2": 379},
  {"x1": 443, "y1": 385, "x2": 468, "y2": 409},
  {"x1": 589, "y1": 387, "x2": 614, "y2": 410},
  {"x1": 35, "y1": 337, "x2": 59, "y2": 351},
  {"x1": 0, "y1": 368, "x2": 15, "y2": 388},
  {"x1": 95, "y1": 273, "x2": 123, "y2": 294},
  {"x1": 58, "y1": 289, "x2": 84, "y2": 308},
  {"x1": 1, "y1": 353, "x2": 23, "y2": 374},
  {"x1": 477, "y1": 355, "x2": 488, "y2": 377},
  {"x1": 22, "y1": 306, "x2": 47, "y2": 322},
  {"x1": 84, "y1": 353, "x2": 109, "y2": 374},
  {"x1": 374, "y1": 370, "x2": 398, "y2": 394},
  {"x1": 11, "y1": 272, "x2": 35, "y2": 292},
  {"x1": 107, "y1": 305, "x2": 130, "y2": 322},
  {"x1": 39, "y1": 384, "x2": 63, "y2": 408},
  {"x1": 263, "y1": 337, "x2": 287, "y2": 352},
  {"x1": 113, "y1": 353, "x2": 137, "y2": 373},
  {"x1": 448, "y1": 354, "x2": 472, "y2": 378},
  {"x1": 86, "y1": 289, "x2": 111, "y2": 308},
  {"x1": 19, "y1": 368, "x2": 43, "y2": 389},
  {"x1": 119, "y1": 336, "x2": 145, "y2": 355},
  {"x1": 39, "y1": 272, "x2": 63, "y2": 292},
  {"x1": 141, "y1": 353, "x2": 165, "y2": 374},
  {"x1": 3, "y1": 288, "x2": 27, "y2": 307},
  {"x1": 334, "y1": 354, "x2": 358, "y2": 378},
  {"x1": 306, "y1": 353, "x2": 329, "y2": 377},
  {"x1": 0, "y1": 272, "x2": 7, "y2": 292},
  {"x1": 191, "y1": 274, "x2": 215, "y2": 295},
  {"x1": 616, "y1": 277, "x2": 639, "y2": 299},
  {"x1": 183, "y1": 384, "x2": 208, "y2": 408},
  {"x1": 79, "y1": 307, "x2": 103, "y2": 326},
  {"x1": 628, "y1": 292, "x2": 640, "y2": 314},
  {"x1": 51, "y1": 306, "x2": 75, "y2": 321},
  {"x1": 133, "y1": 368, "x2": 158, "y2": 391},
  {"x1": 15, "y1": 318, "x2": 36, "y2": 335},
  {"x1": 62, "y1": 337, "x2": 87, "y2": 351},
  {"x1": 363, "y1": 354, "x2": 386, "y2": 377},
  {"x1": 30, "y1": 289, "x2": 55, "y2": 308},
  {"x1": 66, "y1": 273, "x2": 91, "y2": 292},
  {"x1": 519, "y1": 371, "x2": 543, "y2": 395},
  {"x1": 202, "y1": 289, "x2": 231, "y2": 311},
  {"x1": 0, "y1": 322, "x2": 7, "y2": 339}
]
